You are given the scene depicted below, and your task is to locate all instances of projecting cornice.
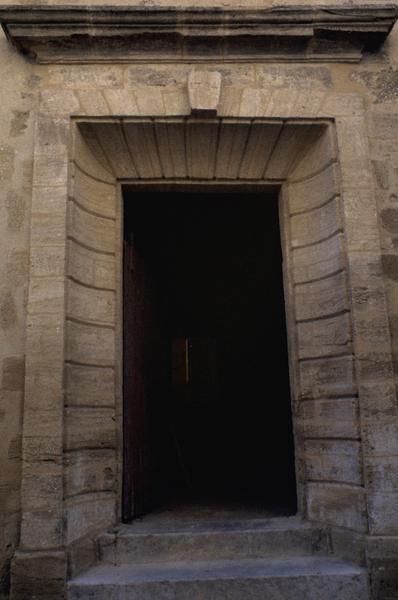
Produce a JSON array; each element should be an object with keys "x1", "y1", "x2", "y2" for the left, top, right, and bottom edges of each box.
[{"x1": 0, "y1": 5, "x2": 397, "y2": 64}]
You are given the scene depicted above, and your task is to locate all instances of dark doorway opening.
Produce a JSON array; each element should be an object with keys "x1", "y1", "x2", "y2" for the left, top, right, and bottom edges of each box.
[{"x1": 122, "y1": 188, "x2": 297, "y2": 522}]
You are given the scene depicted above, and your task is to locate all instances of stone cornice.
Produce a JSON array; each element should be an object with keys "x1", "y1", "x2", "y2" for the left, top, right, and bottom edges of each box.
[{"x1": 0, "y1": 5, "x2": 397, "y2": 63}]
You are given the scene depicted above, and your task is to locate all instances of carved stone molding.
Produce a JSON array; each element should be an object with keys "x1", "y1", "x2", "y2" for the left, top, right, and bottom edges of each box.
[{"x1": 0, "y1": 5, "x2": 397, "y2": 64}]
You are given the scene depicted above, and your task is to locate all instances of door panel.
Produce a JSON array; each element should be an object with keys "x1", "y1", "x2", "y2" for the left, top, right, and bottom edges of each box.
[{"x1": 123, "y1": 237, "x2": 152, "y2": 520}]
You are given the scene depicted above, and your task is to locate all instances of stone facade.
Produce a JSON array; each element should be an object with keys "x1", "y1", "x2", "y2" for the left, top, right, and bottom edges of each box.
[{"x1": 1, "y1": 2, "x2": 398, "y2": 599}]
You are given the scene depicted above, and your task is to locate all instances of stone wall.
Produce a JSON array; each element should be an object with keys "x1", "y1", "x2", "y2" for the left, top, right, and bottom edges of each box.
[
  {"x1": 0, "y1": 30, "x2": 35, "y2": 600},
  {"x1": 1, "y1": 4, "x2": 398, "y2": 598}
]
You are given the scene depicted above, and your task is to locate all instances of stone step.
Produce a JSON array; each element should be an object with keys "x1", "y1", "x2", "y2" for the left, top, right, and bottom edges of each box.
[
  {"x1": 68, "y1": 557, "x2": 369, "y2": 600},
  {"x1": 98, "y1": 517, "x2": 330, "y2": 564}
]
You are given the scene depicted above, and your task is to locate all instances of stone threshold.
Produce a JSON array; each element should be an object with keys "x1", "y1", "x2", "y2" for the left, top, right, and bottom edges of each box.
[{"x1": 67, "y1": 557, "x2": 369, "y2": 600}]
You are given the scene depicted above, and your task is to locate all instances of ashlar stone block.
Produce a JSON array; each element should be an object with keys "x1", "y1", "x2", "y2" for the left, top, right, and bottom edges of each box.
[{"x1": 188, "y1": 70, "x2": 221, "y2": 116}]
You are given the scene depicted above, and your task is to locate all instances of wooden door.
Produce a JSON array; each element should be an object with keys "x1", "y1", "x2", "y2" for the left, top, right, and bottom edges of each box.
[{"x1": 123, "y1": 236, "x2": 153, "y2": 521}]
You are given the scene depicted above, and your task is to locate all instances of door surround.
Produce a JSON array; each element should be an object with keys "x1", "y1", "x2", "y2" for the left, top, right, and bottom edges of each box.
[{"x1": 11, "y1": 101, "x2": 396, "y2": 597}]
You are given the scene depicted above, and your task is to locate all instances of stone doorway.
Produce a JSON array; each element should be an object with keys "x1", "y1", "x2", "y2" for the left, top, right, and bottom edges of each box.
[
  {"x1": 47, "y1": 116, "x2": 365, "y2": 551},
  {"x1": 59, "y1": 116, "x2": 370, "y2": 558},
  {"x1": 15, "y1": 108, "x2": 394, "y2": 599},
  {"x1": 122, "y1": 187, "x2": 297, "y2": 521}
]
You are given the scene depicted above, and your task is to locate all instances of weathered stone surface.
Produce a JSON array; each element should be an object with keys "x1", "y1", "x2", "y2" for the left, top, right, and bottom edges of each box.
[
  {"x1": 297, "y1": 312, "x2": 352, "y2": 359},
  {"x1": 40, "y1": 89, "x2": 80, "y2": 115},
  {"x1": 295, "y1": 272, "x2": 349, "y2": 321},
  {"x1": 261, "y1": 89, "x2": 298, "y2": 118},
  {"x1": 73, "y1": 127, "x2": 114, "y2": 183},
  {"x1": 64, "y1": 449, "x2": 116, "y2": 497},
  {"x1": 218, "y1": 86, "x2": 243, "y2": 118},
  {"x1": 258, "y1": 66, "x2": 332, "y2": 91},
  {"x1": 295, "y1": 122, "x2": 335, "y2": 174},
  {"x1": 35, "y1": 114, "x2": 68, "y2": 159},
  {"x1": 290, "y1": 197, "x2": 342, "y2": 249},
  {"x1": 31, "y1": 209, "x2": 66, "y2": 248},
  {"x1": 307, "y1": 483, "x2": 367, "y2": 532},
  {"x1": 103, "y1": 88, "x2": 139, "y2": 115},
  {"x1": 5, "y1": 190, "x2": 25, "y2": 232},
  {"x1": 69, "y1": 201, "x2": 116, "y2": 254},
  {"x1": 68, "y1": 240, "x2": 116, "y2": 290},
  {"x1": 336, "y1": 117, "x2": 373, "y2": 190},
  {"x1": 30, "y1": 245, "x2": 66, "y2": 278},
  {"x1": 356, "y1": 350, "x2": 394, "y2": 384},
  {"x1": 368, "y1": 491, "x2": 398, "y2": 535},
  {"x1": 33, "y1": 148, "x2": 68, "y2": 187},
  {"x1": 2, "y1": 357, "x2": 24, "y2": 392},
  {"x1": 154, "y1": 121, "x2": 187, "y2": 178},
  {"x1": 369, "y1": 557, "x2": 398, "y2": 600},
  {"x1": 304, "y1": 440, "x2": 362, "y2": 485},
  {"x1": 288, "y1": 164, "x2": 339, "y2": 214},
  {"x1": 359, "y1": 382, "x2": 397, "y2": 422},
  {"x1": 298, "y1": 398, "x2": 360, "y2": 440},
  {"x1": 77, "y1": 90, "x2": 110, "y2": 116},
  {"x1": 186, "y1": 120, "x2": 219, "y2": 179},
  {"x1": 362, "y1": 421, "x2": 398, "y2": 458},
  {"x1": 67, "y1": 279, "x2": 115, "y2": 326},
  {"x1": 299, "y1": 355, "x2": 356, "y2": 400},
  {"x1": 188, "y1": 70, "x2": 221, "y2": 116},
  {"x1": 292, "y1": 234, "x2": 345, "y2": 284},
  {"x1": 48, "y1": 66, "x2": 123, "y2": 89},
  {"x1": 365, "y1": 456, "x2": 398, "y2": 492},
  {"x1": 86, "y1": 122, "x2": 138, "y2": 179},
  {"x1": 322, "y1": 93, "x2": 365, "y2": 118},
  {"x1": 72, "y1": 168, "x2": 117, "y2": 219},
  {"x1": 265, "y1": 125, "x2": 319, "y2": 180},
  {"x1": 66, "y1": 320, "x2": 115, "y2": 366},
  {"x1": 67, "y1": 536, "x2": 98, "y2": 579},
  {"x1": 2, "y1": 5, "x2": 395, "y2": 64},
  {"x1": 19, "y1": 508, "x2": 63, "y2": 552},
  {"x1": 342, "y1": 190, "x2": 380, "y2": 253},
  {"x1": 98, "y1": 521, "x2": 330, "y2": 565},
  {"x1": 329, "y1": 529, "x2": 366, "y2": 565},
  {"x1": 10, "y1": 550, "x2": 66, "y2": 600},
  {"x1": 68, "y1": 557, "x2": 369, "y2": 600},
  {"x1": 162, "y1": 87, "x2": 190, "y2": 116},
  {"x1": 64, "y1": 407, "x2": 116, "y2": 450},
  {"x1": 366, "y1": 535, "x2": 398, "y2": 599},
  {"x1": 0, "y1": 144, "x2": 15, "y2": 182},
  {"x1": 214, "y1": 121, "x2": 252, "y2": 179},
  {"x1": 65, "y1": 492, "x2": 116, "y2": 544},
  {"x1": 123, "y1": 121, "x2": 163, "y2": 178},
  {"x1": 24, "y1": 313, "x2": 64, "y2": 367},
  {"x1": 20, "y1": 460, "x2": 62, "y2": 512},
  {"x1": 238, "y1": 122, "x2": 282, "y2": 179},
  {"x1": 29, "y1": 277, "x2": 64, "y2": 316},
  {"x1": 65, "y1": 363, "x2": 115, "y2": 408},
  {"x1": 291, "y1": 90, "x2": 326, "y2": 118}
]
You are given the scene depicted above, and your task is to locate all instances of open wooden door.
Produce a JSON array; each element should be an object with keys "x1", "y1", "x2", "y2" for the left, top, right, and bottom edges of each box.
[{"x1": 123, "y1": 234, "x2": 154, "y2": 521}]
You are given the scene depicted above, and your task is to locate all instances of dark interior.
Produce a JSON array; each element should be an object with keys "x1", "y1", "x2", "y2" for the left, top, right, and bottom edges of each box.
[{"x1": 123, "y1": 189, "x2": 297, "y2": 517}]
